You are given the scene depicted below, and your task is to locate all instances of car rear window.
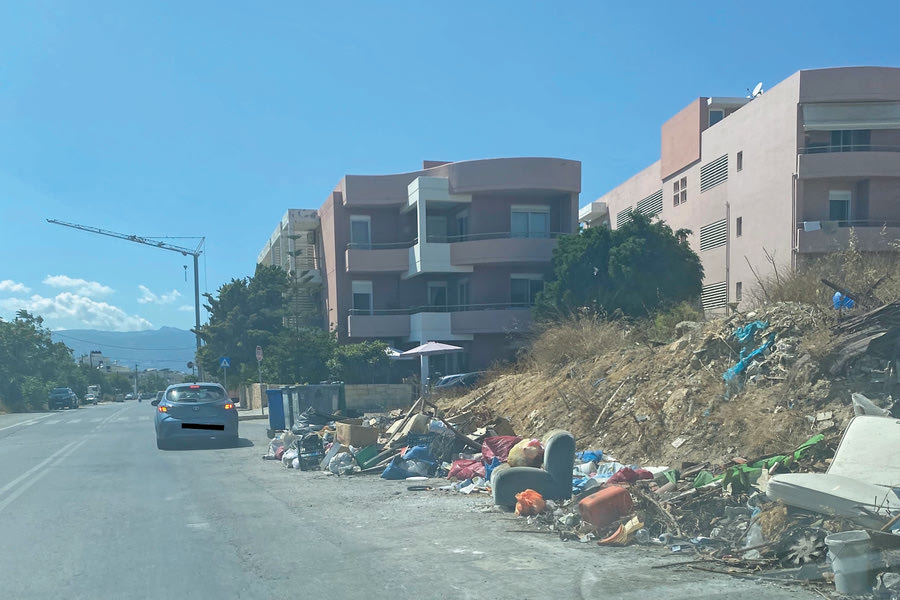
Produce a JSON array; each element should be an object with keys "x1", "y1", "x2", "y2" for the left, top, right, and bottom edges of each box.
[{"x1": 166, "y1": 385, "x2": 226, "y2": 403}]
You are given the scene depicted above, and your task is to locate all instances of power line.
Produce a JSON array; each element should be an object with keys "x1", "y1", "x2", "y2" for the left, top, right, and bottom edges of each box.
[{"x1": 51, "y1": 331, "x2": 195, "y2": 351}]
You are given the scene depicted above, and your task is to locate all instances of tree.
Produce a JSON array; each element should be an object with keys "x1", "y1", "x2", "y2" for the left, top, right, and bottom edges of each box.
[
  {"x1": 0, "y1": 311, "x2": 81, "y2": 411},
  {"x1": 328, "y1": 340, "x2": 390, "y2": 384},
  {"x1": 196, "y1": 264, "x2": 289, "y2": 383},
  {"x1": 536, "y1": 213, "x2": 703, "y2": 319}
]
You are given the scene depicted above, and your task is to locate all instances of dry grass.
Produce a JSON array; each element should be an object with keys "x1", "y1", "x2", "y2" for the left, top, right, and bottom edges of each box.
[
  {"x1": 749, "y1": 231, "x2": 900, "y2": 308},
  {"x1": 524, "y1": 313, "x2": 630, "y2": 373}
]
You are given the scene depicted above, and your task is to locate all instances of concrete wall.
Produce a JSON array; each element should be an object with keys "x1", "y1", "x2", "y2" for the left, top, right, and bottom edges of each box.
[
  {"x1": 661, "y1": 98, "x2": 707, "y2": 179},
  {"x1": 344, "y1": 383, "x2": 416, "y2": 411}
]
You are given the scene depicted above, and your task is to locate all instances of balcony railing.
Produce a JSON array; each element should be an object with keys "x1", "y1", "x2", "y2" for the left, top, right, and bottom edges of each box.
[
  {"x1": 799, "y1": 144, "x2": 900, "y2": 154},
  {"x1": 346, "y1": 231, "x2": 571, "y2": 249},
  {"x1": 348, "y1": 302, "x2": 533, "y2": 316},
  {"x1": 346, "y1": 240, "x2": 417, "y2": 250},
  {"x1": 799, "y1": 219, "x2": 900, "y2": 230}
]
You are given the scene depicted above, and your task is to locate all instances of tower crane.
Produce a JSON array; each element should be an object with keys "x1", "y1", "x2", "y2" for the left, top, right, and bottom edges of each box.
[{"x1": 46, "y1": 219, "x2": 205, "y2": 364}]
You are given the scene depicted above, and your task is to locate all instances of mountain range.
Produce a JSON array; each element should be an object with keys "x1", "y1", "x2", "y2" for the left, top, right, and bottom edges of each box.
[{"x1": 52, "y1": 327, "x2": 197, "y2": 372}]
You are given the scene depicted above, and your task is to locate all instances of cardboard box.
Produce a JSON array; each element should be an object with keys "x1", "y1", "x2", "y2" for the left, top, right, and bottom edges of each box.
[{"x1": 336, "y1": 420, "x2": 381, "y2": 447}]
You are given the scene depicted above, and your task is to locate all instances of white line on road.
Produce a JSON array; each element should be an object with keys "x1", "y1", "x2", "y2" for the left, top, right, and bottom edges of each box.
[
  {"x1": 0, "y1": 413, "x2": 54, "y2": 432},
  {"x1": 0, "y1": 406, "x2": 128, "y2": 515},
  {"x1": 45, "y1": 420, "x2": 61, "y2": 425},
  {"x1": 69, "y1": 419, "x2": 82, "y2": 424}
]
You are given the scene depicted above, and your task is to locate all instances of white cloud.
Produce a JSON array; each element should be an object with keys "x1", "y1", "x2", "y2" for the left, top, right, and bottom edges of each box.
[
  {"x1": 137, "y1": 285, "x2": 181, "y2": 305},
  {"x1": 177, "y1": 304, "x2": 195, "y2": 312},
  {"x1": 43, "y1": 275, "x2": 114, "y2": 297},
  {"x1": 0, "y1": 292, "x2": 153, "y2": 331},
  {"x1": 0, "y1": 280, "x2": 30, "y2": 293}
]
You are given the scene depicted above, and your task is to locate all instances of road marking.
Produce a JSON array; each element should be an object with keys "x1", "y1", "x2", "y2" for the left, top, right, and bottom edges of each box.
[
  {"x1": 0, "y1": 413, "x2": 54, "y2": 432},
  {"x1": 90, "y1": 418, "x2": 104, "y2": 423},
  {"x1": 0, "y1": 406, "x2": 127, "y2": 514},
  {"x1": 45, "y1": 420, "x2": 61, "y2": 425},
  {"x1": 69, "y1": 419, "x2": 82, "y2": 424}
]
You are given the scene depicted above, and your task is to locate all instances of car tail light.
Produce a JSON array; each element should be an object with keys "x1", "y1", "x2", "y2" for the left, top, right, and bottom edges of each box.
[
  {"x1": 158, "y1": 405, "x2": 169, "y2": 413},
  {"x1": 224, "y1": 403, "x2": 234, "y2": 410}
]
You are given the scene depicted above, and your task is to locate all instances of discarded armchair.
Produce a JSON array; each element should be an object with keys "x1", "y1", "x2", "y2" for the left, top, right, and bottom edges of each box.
[{"x1": 492, "y1": 430, "x2": 575, "y2": 507}]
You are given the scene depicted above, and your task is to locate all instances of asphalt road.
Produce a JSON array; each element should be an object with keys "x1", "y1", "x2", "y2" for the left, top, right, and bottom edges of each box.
[{"x1": 0, "y1": 401, "x2": 821, "y2": 599}]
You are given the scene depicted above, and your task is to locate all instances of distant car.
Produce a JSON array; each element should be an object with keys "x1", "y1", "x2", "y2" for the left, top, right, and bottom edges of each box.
[
  {"x1": 49, "y1": 387, "x2": 78, "y2": 410},
  {"x1": 125, "y1": 393, "x2": 134, "y2": 400},
  {"x1": 84, "y1": 393, "x2": 99, "y2": 405},
  {"x1": 153, "y1": 383, "x2": 238, "y2": 450},
  {"x1": 114, "y1": 393, "x2": 125, "y2": 402},
  {"x1": 433, "y1": 371, "x2": 484, "y2": 391}
]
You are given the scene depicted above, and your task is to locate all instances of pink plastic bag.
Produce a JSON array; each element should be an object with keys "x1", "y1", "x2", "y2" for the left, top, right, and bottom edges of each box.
[
  {"x1": 448, "y1": 459, "x2": 485, "y2": 480},
  {"x1": 482, "y1": 436, "x2": 522, "y2": 463}
]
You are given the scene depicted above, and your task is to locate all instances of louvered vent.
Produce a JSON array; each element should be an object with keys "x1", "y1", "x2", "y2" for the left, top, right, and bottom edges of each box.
[
  {"x1": 699, "y1": 219, "x2": 728, "y2": 251},
  {"x1": 635, "y1": 190, "x2": 663, "y2": 216},
  {"x1": 616, "y1": 207, "x2": 633, "y2": 228},
  {"x1": 701, "y1": 281, "x2": 727, "y2": 310},
  {"x1": 700, "y1": 154, "x2": 728, "y2": 192}
]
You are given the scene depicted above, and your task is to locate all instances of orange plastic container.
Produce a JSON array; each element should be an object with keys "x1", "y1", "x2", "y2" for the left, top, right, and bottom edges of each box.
[{"x1": 578, "y1": 486, "x2": 634, "y2": 529}]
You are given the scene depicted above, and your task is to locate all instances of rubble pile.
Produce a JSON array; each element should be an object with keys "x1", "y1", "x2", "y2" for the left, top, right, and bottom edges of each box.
[
  {"x1": 257, "y1": 299, "x2": 900, "y2": 596},
  {"x1": 443, "y1": 301, "x2": 898, "y2": 467}
]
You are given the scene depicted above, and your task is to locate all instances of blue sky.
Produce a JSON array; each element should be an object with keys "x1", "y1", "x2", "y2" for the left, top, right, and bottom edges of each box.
[{"x1": 1, "y1": 1, "x2": 898, "y2": 331}]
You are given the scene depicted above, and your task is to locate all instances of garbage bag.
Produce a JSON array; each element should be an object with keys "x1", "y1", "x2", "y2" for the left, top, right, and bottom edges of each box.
[
  {"x1": 448, "y1": 459, "x2": 485, "y2": 481},
  {"x1": 282, "y1": 447, "x2": 299, "y2": 468},
  {"x1": 577, "y1": 450, "x2": 604, "y2": 462},
  {"x1": 482, "y1": 436, "x2": 521, "y2": 463},
  {"x1": 402, "y1": 445, "x2": 436, "y2": 464},
  {"x1": 608, "y1": 467, "x2": 653, "y2": 484},
  {"x1": 381, "y1": 456, "x2": 435, "y2": 480},
  {"x1": 484, "y1": 456, "x2": 502, "y2": 482},
  {"x1": 328, "y1": 452, "x2": 355, "y2": 475},
  {"x1": 508, "y1": 439, "x2": 544, "y2": 468},
  {"x1": 515, "y1": 489, "x2": 546, "y2": 516}
]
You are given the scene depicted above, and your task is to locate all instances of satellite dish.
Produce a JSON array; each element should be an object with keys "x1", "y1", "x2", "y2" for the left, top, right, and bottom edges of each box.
[{"x1": 752, "y1": 82, "x2": 764, "y2": 97}]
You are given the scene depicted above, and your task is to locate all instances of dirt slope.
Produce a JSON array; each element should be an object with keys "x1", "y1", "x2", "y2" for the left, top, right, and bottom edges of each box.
[{"x1": 442, "y1": 302, "x2": 894, "y2": 468}]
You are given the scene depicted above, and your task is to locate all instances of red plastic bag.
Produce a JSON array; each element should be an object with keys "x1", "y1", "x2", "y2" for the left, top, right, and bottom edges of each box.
[
  {"x1": 515, "y1": 489, "x2": 546, "y2": 516},
  {"x1": 448, "y1": 459, "x2": 485, "y2": 481},
  {"x1": 274, "y1": 446, "x2": 286, "y2": 461},
  {"x1": 607, "y1": 467, "x2": 654, "y2": 485},
  {"x1": 482, "y1": 436, "x2": 521, "y2": 464}
]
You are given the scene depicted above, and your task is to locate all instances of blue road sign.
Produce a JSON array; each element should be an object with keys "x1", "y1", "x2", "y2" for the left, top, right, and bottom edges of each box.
[{"x1": 219, "y1": 356, "x2": 231, "y2": 368}]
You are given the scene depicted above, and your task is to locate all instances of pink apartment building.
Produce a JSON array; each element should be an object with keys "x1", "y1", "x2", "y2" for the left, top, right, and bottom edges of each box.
[
  {"x1": 580, "y1": 66, "x2": 900, "y2": 311},
  {"x1": 260, "y1": 158, "x2": 581, "y2": 376}
]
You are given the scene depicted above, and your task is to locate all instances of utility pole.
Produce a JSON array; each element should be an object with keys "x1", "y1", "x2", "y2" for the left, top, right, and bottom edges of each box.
[
  {"x1": 46, "y1": 219, "x2": 205, "y2": 379},
  {"x1": 134, "y1": 364, "x2": 139, "y2": 398}
]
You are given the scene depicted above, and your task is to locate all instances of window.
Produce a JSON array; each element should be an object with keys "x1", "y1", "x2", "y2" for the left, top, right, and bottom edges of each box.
[
  {"x1": 830, "y1": 130, "x2": 871, "y2": 152},
  {"x1": 736, "y1": 217, "x2": 742, "y2": 237},
  {"x1": 511, "y1": 205, "x2": 550, "y2": 238},
  {"x1": 828, "y1": 190, "x2": 851, "y2": 222},
  {"x1": 709, "y1": 109, "x2": 724, "y2": 126},
  {"x1": 426, "y1": 215, "x2": 448, "y2": 242},
  {"x1": 735, "y1": 281, "x2": 743, "y2": 302},
  {"x1": 351, "y1": 281, "x2": 373, "y2": 315},
  {"x1": 457, "y1": 279, "x2": 469, "y2": 310},
  {"x1": 510, "y1": 275, "x2": 544, "y2": 307},
  {"x1": 427, "y1": 281, "x2": 447, "y2": 309},
  {"x1": 349, "y1": 216, "x2": 371, "y2": 249},
  {"x1": 736, "y1": 151, "x2": 743, "y2": 172},
  {"x1": 456, "y1": 210, "x2": 469, "y2": 242},
  {"x1": 673, "y1": 176, "x2": 687, "y2": 206}
]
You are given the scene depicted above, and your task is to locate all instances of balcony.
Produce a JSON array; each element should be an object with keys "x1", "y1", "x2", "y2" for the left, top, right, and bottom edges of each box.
[
  {"x1": 448, "y1": 232, "x2": 564, "y2": 266},
  {"x1": 345, "y1": 241, "x2": 412, "y2": 273},
  {"x1": 796, "y1": 221, "x2": 900, "y2": 253},
  {"x1": 798, "y1": 147, "x2": 900, "y2": 179},
  {"x1": 347, "y1": 303, "x2": 535, "y2": 340},
  {"x1": 347, "y1": 313, "x2": 411, "y2": 338}
]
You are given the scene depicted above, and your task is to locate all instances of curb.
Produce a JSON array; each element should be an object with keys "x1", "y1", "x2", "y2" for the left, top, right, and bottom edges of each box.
[{"x1": 238, "y1": 414, "x2": 268, "y2": 422}]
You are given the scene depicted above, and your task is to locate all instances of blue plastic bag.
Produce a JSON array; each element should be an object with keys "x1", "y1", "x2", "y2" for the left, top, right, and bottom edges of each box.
[
  {"x1": 402, "y1": 445, "x2": 436, "y2": 464},
  {"x1": 577, "y1": 450, "x2": 604, "y2": 462}
]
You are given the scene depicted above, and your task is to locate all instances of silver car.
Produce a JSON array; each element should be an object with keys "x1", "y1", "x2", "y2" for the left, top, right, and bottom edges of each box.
[{"x1": 152, "y1": 383, "x2": 238, "y2": 450}]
